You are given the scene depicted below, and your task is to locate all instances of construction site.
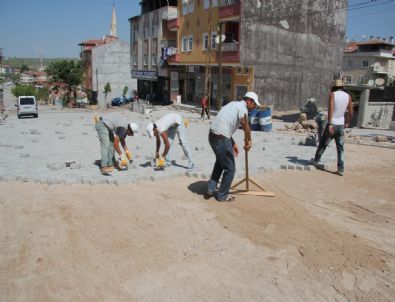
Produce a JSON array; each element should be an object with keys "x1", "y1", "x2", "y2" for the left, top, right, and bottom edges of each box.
[{"x1": 1, "y1": 80, "x2": 395, "y2": 301}]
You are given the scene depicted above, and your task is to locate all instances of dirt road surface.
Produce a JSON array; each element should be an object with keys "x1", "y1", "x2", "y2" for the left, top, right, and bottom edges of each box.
[{"x1": 0, "y1": 143, "x2": 394, "y2": 302}]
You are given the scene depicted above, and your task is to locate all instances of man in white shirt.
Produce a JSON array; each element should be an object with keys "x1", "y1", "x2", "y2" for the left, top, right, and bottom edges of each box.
[
  {"x1": 205, "y1": 92, "x2": 260, "y2": 202},
  {"x1": 146, "y1": 113, "x2": 195, "y2": 171},
  {"x1": 313, "y1": 80, "x2": 353, "y2": 176}
]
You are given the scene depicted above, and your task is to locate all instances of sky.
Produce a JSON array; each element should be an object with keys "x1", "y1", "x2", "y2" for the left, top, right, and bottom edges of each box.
[{"x1": 0, "y1": 0, "x2": 394, "y2": 59}]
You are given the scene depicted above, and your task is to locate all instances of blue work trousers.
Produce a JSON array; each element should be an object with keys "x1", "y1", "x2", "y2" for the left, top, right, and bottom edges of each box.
[
  {"x1": 314, "y1": 124, "x2": 345, "y2": 172},
  {"x1": 207, "y1": 135, "x2": 236, "y2": 201}
]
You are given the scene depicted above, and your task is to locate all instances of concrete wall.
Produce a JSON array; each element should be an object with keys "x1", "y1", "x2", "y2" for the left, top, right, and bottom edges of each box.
[
  {"x1": 92, "y1": 39, "x2": 137, "y2": 108},
  {"x1": 241, "y1": 0, "x2": 347, "y2": 110}
]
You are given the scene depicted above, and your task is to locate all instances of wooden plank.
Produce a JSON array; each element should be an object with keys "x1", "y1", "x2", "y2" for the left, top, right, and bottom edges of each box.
[{"x1": 230, "y1": 189, "x2": 275, "y2": 197}]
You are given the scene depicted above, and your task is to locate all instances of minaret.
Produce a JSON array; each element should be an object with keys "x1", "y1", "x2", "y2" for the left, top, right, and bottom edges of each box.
[{"x1": 110, "y1": 2, "x2": 117, "y2": 37}]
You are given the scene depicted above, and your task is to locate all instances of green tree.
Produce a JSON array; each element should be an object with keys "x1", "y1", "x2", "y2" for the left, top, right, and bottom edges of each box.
[
  {"x1": 11, "y1": 85, "x2": 36, "y2": 98},
  {"x1": 20, "y1": 64, "x2": 29, "y2": 73},
  {"x1": 103, "y1": 82, "x2": 111, "y2": 107},
  {"x1": 122, "y1": 86, "x2": 129, "y2": 99},
  {"x1": 46, "y1": 60, "x2": 83, "y2": 105}
]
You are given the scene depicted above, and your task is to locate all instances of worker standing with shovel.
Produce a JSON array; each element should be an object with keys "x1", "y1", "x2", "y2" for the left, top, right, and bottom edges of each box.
[
  {"x1": 205, "y1": 92, "x2": 260, "y2": 202},
  {"x1": 95, "y1": 112, "x2": 138, "y2": 175}
]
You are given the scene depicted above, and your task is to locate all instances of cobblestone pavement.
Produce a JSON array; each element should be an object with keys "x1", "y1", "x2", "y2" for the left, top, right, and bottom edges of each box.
[{"x1": 0, "y1": 103, "x2": 340, "y2": 185}]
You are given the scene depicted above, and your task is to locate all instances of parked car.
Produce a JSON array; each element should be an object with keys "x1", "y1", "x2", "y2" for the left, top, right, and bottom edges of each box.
[
  {"x1": 111, "y1": 97, "x2": 125, "y2": 107},
  {"x1": 15, "y1": 96, "x2": 38, "y2": 118}
]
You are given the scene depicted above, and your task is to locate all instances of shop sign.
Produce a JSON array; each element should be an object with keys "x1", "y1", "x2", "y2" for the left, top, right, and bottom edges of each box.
[{"x1": 131, "y1": 70, "x2": 158, "y2": 80}]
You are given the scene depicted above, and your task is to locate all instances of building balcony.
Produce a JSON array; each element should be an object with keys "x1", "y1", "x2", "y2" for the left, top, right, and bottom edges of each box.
[
  {"x1": 219, "y1": 0, "x2": 241, "y2": 20},
  {"x1": 161, "y1": 6, "x2": 178, "y2": 21},
  {"x1": 167, "y1": 18, "x2": 180, "y2": 31},
  {"x1": 216, "y1": 43, "x2": 240, "y2": 63},
  {"x1": 371, "y1": 64, "x2": 389, "y2": 74},
  {"x1": 168, "y1": 51, "x2": 180, "y2": 64}
]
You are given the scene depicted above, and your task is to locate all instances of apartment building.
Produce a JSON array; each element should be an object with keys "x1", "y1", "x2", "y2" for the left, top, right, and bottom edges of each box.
[
  {"x1": 131, "y1": 0, "x2": 346, "y2": 110},
  {"x1": 129, "y1": 1, "x2": 179, "y2": 104},
  {"x1": 343, "y1": 37, "x2": 395, "y2": 87}
]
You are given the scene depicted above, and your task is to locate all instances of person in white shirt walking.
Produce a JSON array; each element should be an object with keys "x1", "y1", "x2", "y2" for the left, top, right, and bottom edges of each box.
[
  {"x1": 205, "y1": 92, "x2": 260, "y2": 202},
  {"x1": 146, "y1": 113, "x2": 195, "y2": 171},
  {"x1": 313, "y1": 80, "x2": 353, "y2": 176}
]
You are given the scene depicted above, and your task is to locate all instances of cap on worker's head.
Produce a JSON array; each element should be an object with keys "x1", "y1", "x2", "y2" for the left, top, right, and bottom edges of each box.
[
  {"x1": 333, "y1": 79, "x2": 344, "y2": 87},
  {"x1": 129, "y1": 122, "x2": 139, "y2": 136},
  {"x1": 244, "y1": 91, "x2": 260, "y2": 106},
  {"x1": 146, "y1": 123, "x2": 154, "y2": 138}
]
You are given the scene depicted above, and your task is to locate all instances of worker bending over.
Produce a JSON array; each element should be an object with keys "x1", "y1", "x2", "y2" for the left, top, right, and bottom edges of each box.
[
  {"x1": 95, "y1": 112, "x2": 138, "y2": 175},
  {"x1": 146, "y1": 113, "x2": 195, "y2": 171}
]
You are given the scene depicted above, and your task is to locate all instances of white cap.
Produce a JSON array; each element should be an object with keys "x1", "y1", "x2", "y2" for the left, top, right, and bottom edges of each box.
[
  {"x1": 244, "y1": 92, "x2": 260, "y2": 106},
  {"x1": 129, "y1": 122, "x2": 139, "y2": 136},
  {"x1": 146, "y1": 123, "x2": 154, "y2": 138}
]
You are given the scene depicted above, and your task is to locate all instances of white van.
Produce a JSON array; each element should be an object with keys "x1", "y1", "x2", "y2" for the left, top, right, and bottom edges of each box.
[{"x1": 16, "y1": 96, "x2": 38, "y2": 118}]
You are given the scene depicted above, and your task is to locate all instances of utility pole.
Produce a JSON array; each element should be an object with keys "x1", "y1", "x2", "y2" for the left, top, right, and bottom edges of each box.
[
  {"x1": 0, "y1": 48, "x2": 4, "y2": 115},
  {"x1": 216, "y1": 21, "x2": 223, "y2": 111},
  {"x1": 204, "y1": 0, "x2": 213, "y2": 118}
]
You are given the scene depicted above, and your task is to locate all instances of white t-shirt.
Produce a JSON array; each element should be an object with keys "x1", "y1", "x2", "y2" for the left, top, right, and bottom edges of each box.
[
  {"x1": 210, "y1": 101, "x2": 248, "y2": 138},
  {"x1": 156, "y1": 113, "x2": 182, "y2": 133},
  {"x1": 331, "y1": 90, "x2": 350, "y2": 125}
]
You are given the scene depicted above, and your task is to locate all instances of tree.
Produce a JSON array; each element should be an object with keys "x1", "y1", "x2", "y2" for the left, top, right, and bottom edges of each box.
[
  {"x1": 11, "y1": 85, "x2": 36, "y2": 98},
  {"x1": 20, "y1": 64, "x2": 29, "y2": 73},
  {"x1": 103, "y1": 82, "x2": 111, "y2": 107},
  {"x1": 122, "y1": 86, "x2": 129, "y2": 99},
  {"x1": 46, "y1": 60, "x2": 83, "y2": 105}
]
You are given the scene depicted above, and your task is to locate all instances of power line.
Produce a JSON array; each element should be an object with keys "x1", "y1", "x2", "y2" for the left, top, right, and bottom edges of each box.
[{"x1": 242, "y1": 0, "x2": 394, "y2": 22}]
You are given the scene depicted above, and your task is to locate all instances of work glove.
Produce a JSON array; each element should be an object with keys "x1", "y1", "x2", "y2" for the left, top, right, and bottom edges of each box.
[
  {"x1": 155, "y1": 155, "x2": 165, "y2": 168},
  {"x1": 118, "y1": 154, "x2": 128, "y2": 167},
  {"x1": 125, "y1": 150, "x2": 132, "y2": 161},
  {"x1": 183, "y1": 119, "x2": 189, "y2": 128}
]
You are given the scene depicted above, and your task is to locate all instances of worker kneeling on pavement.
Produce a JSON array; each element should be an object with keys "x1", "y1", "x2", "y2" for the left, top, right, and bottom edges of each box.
[
  {"x1": 205, "y1": 91, "x2": 259, "y2": 202},
  {"x1": 146, "y1": 113, "x2": 195, "y2": 171},
  {"x1": 95, "y1": 112, "x2": 138, "y2": 175}
]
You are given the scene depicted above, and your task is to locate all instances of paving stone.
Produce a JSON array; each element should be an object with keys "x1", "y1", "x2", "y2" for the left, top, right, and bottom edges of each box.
[
  {"x1": 280, "y1": 164, "x2": 287, "y2": 169},
  {"x1": 192, "y1": 173, "x2": 199, "y2": 178},
  {"x1": 287, "y1": 165, "x2": 295, "y2": 170},
  {"x1": 14, "y1": 146, "x2": 24, "y2": 149},
  {"x1": 296, "y1": 165, "x2": 304, "y2": 171},
  {"x1": 58, "y1": 136, "x2": 66, "y2": 140},
  {"x1": 304, "y1": 166, "x2": 312, "y2": 171},
  {"x1": 19, "y1": 153, "x2": 30, "y2": 158},
  {"x1": 47, "y1": 163, "x2": 65, "y2": 171},
  {"x1": 185, "y1": 171, "x2": 192, "y2": 177},
  {"x1": 70, "y1": 163, "x2": 81, "y2": 169},
  {"x1": 200, "y1": 173, "x2": 208, "y2": 179}
]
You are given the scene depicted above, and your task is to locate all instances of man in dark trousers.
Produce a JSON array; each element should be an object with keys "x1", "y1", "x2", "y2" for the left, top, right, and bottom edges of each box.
[
  {"x1": 205, "y1": 92, "x2": 260, "y2": 202},
  {"x1": 313, "y1": 79, "x2": 353, "y2": 176}
]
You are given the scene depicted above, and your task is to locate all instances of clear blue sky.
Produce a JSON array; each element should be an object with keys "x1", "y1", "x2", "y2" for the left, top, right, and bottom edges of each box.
[{"x1": 0, "y1": 0, "x2": 394, "y2": 59}]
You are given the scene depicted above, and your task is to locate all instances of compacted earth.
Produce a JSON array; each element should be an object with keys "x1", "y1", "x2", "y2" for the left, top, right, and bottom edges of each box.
[{"x1": 1, "y1": 142, "x2": 394, "y2": 302}]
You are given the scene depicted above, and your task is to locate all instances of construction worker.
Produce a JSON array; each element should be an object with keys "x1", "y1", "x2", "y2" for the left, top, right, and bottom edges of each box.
[
  {"x1": 313, "y1": 79, "x2": 353, "y2": 176},
  {"x1": 146, "y1": 113, "x2": 195, "y2": 171},
  {"x1": 205, "y1": 92, "x2": 260, "y2": 202},
  {"x1": 95, "y1": 112, "x2": 138, "y2": 175}
]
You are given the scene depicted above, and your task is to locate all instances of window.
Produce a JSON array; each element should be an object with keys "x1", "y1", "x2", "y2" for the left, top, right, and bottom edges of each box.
[
  {"x1": 243, "y1": 67, "x2": 249, "y2": 75},
  {"x1": 204, "y1": 0, "x2": 218, "y2": 9},
  {"x1": 183, "y1": 0, "x2": 195, "y2": 15},
  {"x1": 188, "y1": 35, "x2": 193, "y2": 51},
  {"x1": 347, "y1": 60, "x2": 353, "y2": 67},
  {"x1": 236, "y1": 66, "x2": 242, "y2": 74},
  {"x1": 344, "y1": 75, "x2": 352, "y2": 83},
  {"x1": 362, "y1": 60, "x2": 369, "y2": 68},
  {"x1": 211, "y1": 32, "x2": 217, "y2": 49},
  {"x1": 143, "y1": 55, "x2": 148, "y2": 66},
  {"x1": 202, "y1": 33, "x2": 208, "y2": 50},
  {"x1": 182, "y1": 36, "x2": 188, "y2": 52},
  {"x1": 152, "y1": 54, "x2": 157, "y2": 66}
]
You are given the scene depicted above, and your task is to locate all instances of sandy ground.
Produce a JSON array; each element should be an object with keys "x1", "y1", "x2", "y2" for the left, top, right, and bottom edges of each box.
[{"x1": 1, "y1": 142, "x2": 394, "y2": 302}]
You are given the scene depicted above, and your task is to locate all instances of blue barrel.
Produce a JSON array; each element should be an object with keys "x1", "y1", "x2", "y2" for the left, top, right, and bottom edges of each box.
[
  {"x1": 248, "y1": 109, "x2": 260, "y2": 131},
  {"x1": 259, "y1": 108, "x2": 272, "y2": 131}
]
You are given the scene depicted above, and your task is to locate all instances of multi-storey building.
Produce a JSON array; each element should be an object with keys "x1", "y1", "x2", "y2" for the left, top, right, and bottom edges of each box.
[
  {"x1": 131, "y1": 0, "x2": 346, "y2": 110},
  {"x1": 343, "y1": 37, "x2": 395, "y2": 88},
  {"x1": 129, "y1": 1, "x2": 179, "y2": 104}
]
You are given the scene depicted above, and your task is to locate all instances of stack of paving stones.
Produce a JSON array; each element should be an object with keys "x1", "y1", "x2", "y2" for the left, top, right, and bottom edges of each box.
[{"x1": 0, "y1": 107, "x2": 339, "y2": 185}]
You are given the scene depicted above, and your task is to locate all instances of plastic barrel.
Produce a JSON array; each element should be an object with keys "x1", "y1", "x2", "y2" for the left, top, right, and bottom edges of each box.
[
  {"x1": 259, "y1": 108, "x2": 272, "y2": 132},
  {"x1": 248, "y1": 109, "x2": 260, "y2": 131}
]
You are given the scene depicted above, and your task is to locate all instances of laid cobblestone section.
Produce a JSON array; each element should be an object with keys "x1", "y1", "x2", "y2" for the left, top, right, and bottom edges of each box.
[{"x1": 0, "y1": 107, "x2": 347, "y2": 185}]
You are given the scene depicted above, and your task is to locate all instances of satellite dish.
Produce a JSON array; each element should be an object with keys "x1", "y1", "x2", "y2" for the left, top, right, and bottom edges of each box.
[
  {"x1": 215, "y1": 34, "x2": 226, "y2": 44},
  {"x1": 367, "y1": 80, "x2": 374, "y2": 86},
  {"x1": 375, "y1": 78, "x2": 385, "y2": 86}
]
